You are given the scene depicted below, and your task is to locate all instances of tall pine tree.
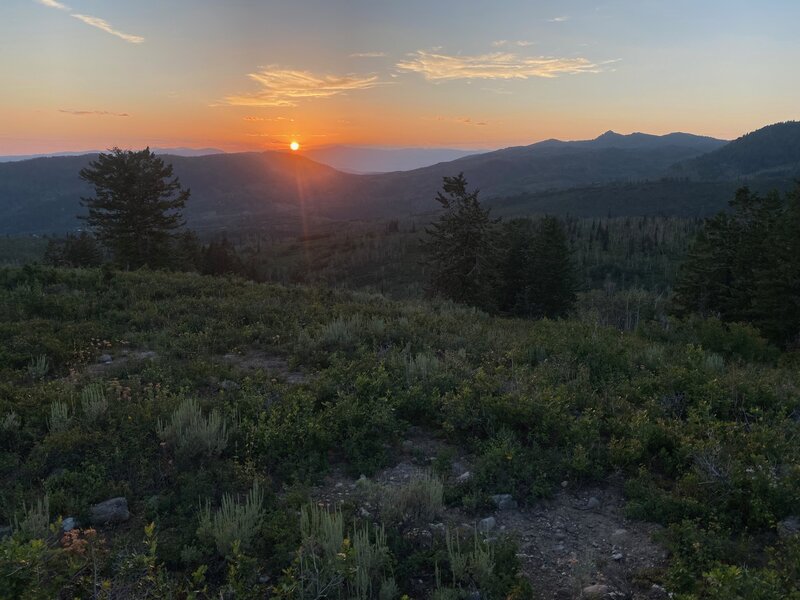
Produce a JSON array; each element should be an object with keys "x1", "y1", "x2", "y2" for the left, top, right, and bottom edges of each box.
[
  {"x1": 421, "y1": 173, "x2": 499, "y2": 310},
  {"x1": 80, "y1": 147, "x2": 189, "y2": 269}
]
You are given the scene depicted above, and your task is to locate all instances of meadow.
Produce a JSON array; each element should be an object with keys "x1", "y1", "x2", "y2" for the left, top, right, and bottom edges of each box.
[{"x1": 1, "y1": 264, "x2": 798, "y2": 598}]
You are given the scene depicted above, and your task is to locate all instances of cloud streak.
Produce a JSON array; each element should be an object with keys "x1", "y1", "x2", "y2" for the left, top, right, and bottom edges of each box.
[
  {"x1": 36, "y1": 0, "x2": 69, "y2": 10},
  {"x1": 59, "y1": 109, "x2": 130, "y2": 117},
  {"x1": 226, "y1": 67, "x2": 383, "y2": 107},
  {"x1": 71, "y1": 14, "x2": 144, "y2": 44},
  {"x1": 350, "y1": 51, "x2": 387, "y2": 58},
  {"x1": 492, "y1": 40, "x2": 535, "y2": 48},
  {"x1": 396, "y1": 50, "x2": 607, "y2": 81},
  {"x1": 34, "y1": 0, "x2": 144, "y2": 44}
]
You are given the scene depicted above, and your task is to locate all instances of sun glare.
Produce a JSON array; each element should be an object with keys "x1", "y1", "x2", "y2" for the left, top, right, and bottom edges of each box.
[{"x1": 290, "y1": 141, "x2": 300, "y2": 151}]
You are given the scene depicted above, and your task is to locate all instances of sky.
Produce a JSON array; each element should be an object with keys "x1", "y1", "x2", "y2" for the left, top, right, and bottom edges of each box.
[{"x1": 1, "y1": 0, "x2": 799, "y2": 154}]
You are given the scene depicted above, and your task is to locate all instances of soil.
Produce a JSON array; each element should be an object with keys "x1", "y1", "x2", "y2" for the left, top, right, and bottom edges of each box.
[{"x1": 310, "y1": 427, "x2": 669, "y2": 600}]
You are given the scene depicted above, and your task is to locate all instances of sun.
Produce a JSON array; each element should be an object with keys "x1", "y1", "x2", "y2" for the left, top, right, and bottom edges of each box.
[{"x1": 289, "y1": 141, "x2": 300, "y2": 151}]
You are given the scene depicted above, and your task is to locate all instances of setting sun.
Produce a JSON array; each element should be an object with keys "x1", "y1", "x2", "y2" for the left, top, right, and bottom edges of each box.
[{"x1": 290, "y1": 141, "x2": 300, "y2": 151}]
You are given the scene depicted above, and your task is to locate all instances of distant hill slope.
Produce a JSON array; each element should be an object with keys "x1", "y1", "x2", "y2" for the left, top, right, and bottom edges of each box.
[
  {"x1": 13, "y1": 128, "x2": 799, "y2": 235},
  {"x1": 303, "y1": 146, "x2": 480, "y2": 173},
  {"x1": 0, "y1": 147, "x2": 226, "y2": 163},
  {"x1": 0, "y1": 152, "x2": 360, "y2": 234},
  {"x1": 673, "y1": 121, "x2": 800, "y2": 179}
]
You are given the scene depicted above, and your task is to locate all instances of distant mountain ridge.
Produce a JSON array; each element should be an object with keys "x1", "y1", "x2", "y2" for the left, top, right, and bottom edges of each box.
[
  {"x1": 303, "y1": 146, "x2": 481, "y2": 173},
  {"x1": 0, "y1": 147, "x2": 226, "y2": 163},
  {"x1": 1, "y1": 123, "x2": 798, "y2": 235},
  {"x1": 673, "y1": 121, "x2": 800, "y2": 179}
]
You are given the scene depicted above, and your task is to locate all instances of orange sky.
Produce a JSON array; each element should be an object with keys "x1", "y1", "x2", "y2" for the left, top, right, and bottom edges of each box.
[{"x1": 2, "y1": 0, "x2": 799, "y2": 154}]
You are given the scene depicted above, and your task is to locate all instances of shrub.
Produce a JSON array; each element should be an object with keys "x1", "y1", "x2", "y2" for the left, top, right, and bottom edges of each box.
[
  {"x1": 292, "y1": 503, "x2": 394, "y2": 600},
  {"x1": 158, "y1": 398, "x2": 228, "y2": 461},
  {"x1": 198, "y1": 481, "x2": 265, "y2": 557},
  {"x1": 27, "y1": 355, "x2": 49, "y2": 380},
  {"x1": 14, "y1": 495, "x2": 50, "y2": 540},
  {"x1": 80, "y1": 383, "x2": 108, "y2": 422},
  {"x1": 47, "y1": 401, "x2": 70, "y2": 434},
  {"x1": 382, "y1": 471, "x2": 444, "y2": 524}
]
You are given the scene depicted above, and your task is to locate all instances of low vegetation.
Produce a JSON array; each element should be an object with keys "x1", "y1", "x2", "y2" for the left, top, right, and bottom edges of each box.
[{"x1": 0, "y1": 264, "x2": 798, "y2": 598}]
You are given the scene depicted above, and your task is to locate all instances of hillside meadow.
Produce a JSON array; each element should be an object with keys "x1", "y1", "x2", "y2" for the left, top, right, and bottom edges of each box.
[{"x1": 1, "y1": 266, "x2": 798, "y2": 598}]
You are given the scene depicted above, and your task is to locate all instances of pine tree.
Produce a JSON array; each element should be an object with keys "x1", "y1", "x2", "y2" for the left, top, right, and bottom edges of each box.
[
  {"x1": 43, "y1": 232, "x2": 103, "y2": 268},
  {"x1": 499, "y1": 217, "x2": 577, "y2": 318},
  {"x1": 675, "y1": 184, "x2": 800, "y2": 346},
  {"x1": 421, "y1": 173, "x2": 499, "y2": 310},
  {"x1": 79, "y1": 147, "x2": 189, "y2": 269}
]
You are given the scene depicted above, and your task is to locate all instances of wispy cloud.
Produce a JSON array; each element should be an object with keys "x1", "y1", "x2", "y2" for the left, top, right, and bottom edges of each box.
[
  {"x1": 481, "y1": 86, "x2": 513, "y2": 95},
  {"x1": 226, "y1": 67, "x2": 383, "y2": 107},
  {"x1": 350, "y1": 51, "x2": 387, "y2": 58},
  {"x1": 71, "y1": 14, "x2": 144, "y2": 44},
  {"x1": 243, "y1": 116, "x2": 294, "y2": 122},
  {"x1": 34, "y1": 0, "x2": 144, "y2": 44},
  {"x1": 36, "y1": 0, "x2": 69, "y2": 10},
  {"x1": 548, "y1": 16, "x2": 570, "y2": 22},
  {"x1": 492, "y1": 40, "x2": 535, "y2": 48},
  {"x1": 431, "y1": 115, "x2": 489, "y2": 126},
  {"x1": 397, "y1": 50, "x2": 607, "y2": 81},
  {"x1": 59, "y1": 109, "x2": 129, "y2": 117}
]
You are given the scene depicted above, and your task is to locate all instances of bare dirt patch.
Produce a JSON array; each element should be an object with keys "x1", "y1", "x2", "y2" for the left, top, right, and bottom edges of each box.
[
  {"x1": 218, "y1": 350, "x2": 309, "y2": 384},
  {"x1": 309, "y1": 429, "x2": 668, "y2": 600},
  {"x1": 83, "y1": 349, "x2": 158, "y2": 377}
]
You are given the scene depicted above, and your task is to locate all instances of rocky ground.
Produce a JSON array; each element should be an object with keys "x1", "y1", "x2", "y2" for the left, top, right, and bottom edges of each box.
[{"x1": 312, "y1": 427, "x2": 670, "y2": 600}]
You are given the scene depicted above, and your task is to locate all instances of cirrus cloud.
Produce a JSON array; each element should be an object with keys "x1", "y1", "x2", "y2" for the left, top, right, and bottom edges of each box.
[
  {"x1": 34, "y1": 0, "x2": 144, "y2": 44},
  {"x1": 59, "y1": 109, "x2": 129, "y2": 117},
  {"x1": 225, "y1": 67, "x2": 383, "y2": 107},
  {"x1": 71, "y1": 14, "x2": 144, "y2": 44},
  {"x1": 350, "y1": 51, "x2": 387, "y2": 58},
  {"x1": 36, "y1": 0, "x2": 69, "y2": 10},
  {"x1": 397, "y1": 50, "x2": 608, "y2": 81}
]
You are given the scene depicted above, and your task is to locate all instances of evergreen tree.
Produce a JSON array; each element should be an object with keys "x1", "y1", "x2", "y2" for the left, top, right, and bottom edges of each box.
[
  {"x1": 79, "y1": 147, "x2": 189, "y2": 269},
  {"x1": 43, "y1": 232, "x2": 103, "y2": 268},
  {"x1": 421, "y1": 174, "x2": 499, "y2": 310},
  {"x1": 201, "y1": 237, "x2": 246, "y2": 276},
  {"x1": 499, "y1": 217, "x2": 577, "y2": 318},
  {"x1": 675, "y1": 184, "x2": 800, "y2": 346}
]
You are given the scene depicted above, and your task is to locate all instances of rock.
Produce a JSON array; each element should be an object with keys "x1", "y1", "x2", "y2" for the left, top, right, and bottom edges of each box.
[
  {"x1": 561, "y1": 480, "x2": 569, "y2": 488},
  {"x1": 219, "y1": 380, "x2": 240, "y2": 392},
  {"x1": 478, "y1": 517, "x2": 496, "y2": 533},
  {"x1": 777, "y1": 516, "x2": 800, "y2": 538},
  {"x1": 359, "y1": 507, "x2": 371, "y2": 519},
  {"x1": 582, "y1": 584, "x2": 610, "y2": 599},
  {"x1": 490, "y1": 493, "x2": 518, "y2": 510},
  {"x1": 0, "y1": 525, "x2": 11, "y2": 539},
  {"x1": 554, "y1": 531, "x2": 566, "y2": 541},
  {"x1": 98, "y1": 354, "x2": 113, "y2": 364},
  {"x1": 611, "y1": 528, "x2": 628, "y2": 543},
  {"x1": 89, "y1": 497, "x2": 130, "y2": 525},
  {"x1": 583, "y1": 496, "x2": 601, "y2": 510},
  {"x1": 456, "y1": 471, "x2": 472, "y2": 484},
  {"x1": 648, "y1": 584, "x2": 670, "y2": 599},
  {"x1": 611, "y1": 550, "x2": 624, "y2": 561},
  {"x1": 62, "y1": 517, "x2": 77, "y2": 532},
  {"x1": 136, "y1": 350, "x2": 157, "y2": 360}
]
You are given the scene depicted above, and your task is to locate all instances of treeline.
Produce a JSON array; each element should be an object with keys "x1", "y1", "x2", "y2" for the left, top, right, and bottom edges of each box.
[
  {"x1": 674, "y1": 184, "x2": 800, "y2": 346},
  {"x1": 422, "y1": 173, "x2": 576, "y2": 318}
]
